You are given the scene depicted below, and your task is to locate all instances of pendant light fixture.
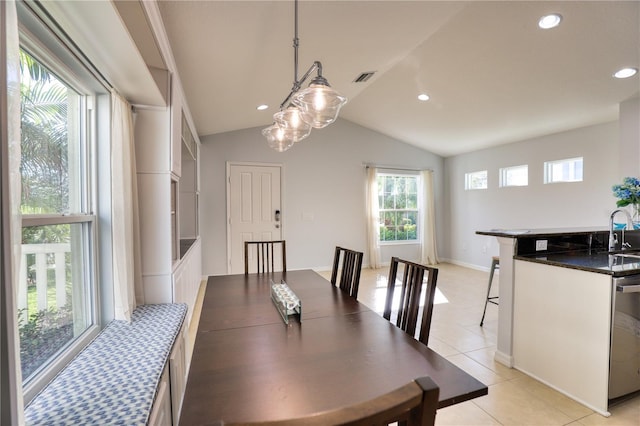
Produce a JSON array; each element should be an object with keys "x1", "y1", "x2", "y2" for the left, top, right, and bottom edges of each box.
[{"x1": 262, "y1": 0, "x2": 347, "y2": 151}]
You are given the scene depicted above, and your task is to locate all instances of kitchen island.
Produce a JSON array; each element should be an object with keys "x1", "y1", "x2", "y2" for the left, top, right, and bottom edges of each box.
[{"x1": 477, "y1": 227, "x2": 640, "y2": 416}]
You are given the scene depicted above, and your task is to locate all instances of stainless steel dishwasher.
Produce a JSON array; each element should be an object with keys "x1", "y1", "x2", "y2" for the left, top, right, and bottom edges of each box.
[{"x1": 609, "y1": 274, "x2": 640, "y2": 401}]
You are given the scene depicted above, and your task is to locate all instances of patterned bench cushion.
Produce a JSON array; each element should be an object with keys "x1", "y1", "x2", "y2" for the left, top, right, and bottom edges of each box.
[{"x1": 25, "y1": 303, "x2": 187, "y2": 425}]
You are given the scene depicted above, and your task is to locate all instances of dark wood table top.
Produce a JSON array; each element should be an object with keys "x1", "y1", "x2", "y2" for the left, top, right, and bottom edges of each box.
[{"x1": 180, "y1": 270, "x2": 487, "y2": 425}]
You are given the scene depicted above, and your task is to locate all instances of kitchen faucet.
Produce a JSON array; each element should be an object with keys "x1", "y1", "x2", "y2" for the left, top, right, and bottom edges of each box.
[{"x1": 609, "y1": 208, "x2": 634, "y2": 251}]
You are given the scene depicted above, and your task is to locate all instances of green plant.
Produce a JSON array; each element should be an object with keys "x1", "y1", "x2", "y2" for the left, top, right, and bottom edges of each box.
[
  {"x1": 18, "y1": 305, "x2": 73, "y2": 379},
  {"x1": 20, "y1": 49, "x2": 69, "y2": 215}
]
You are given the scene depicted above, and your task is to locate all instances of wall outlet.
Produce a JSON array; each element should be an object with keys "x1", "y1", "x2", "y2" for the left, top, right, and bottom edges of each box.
[{"x1": 535, "y1": 240, "x2": 548, "y2": 251}]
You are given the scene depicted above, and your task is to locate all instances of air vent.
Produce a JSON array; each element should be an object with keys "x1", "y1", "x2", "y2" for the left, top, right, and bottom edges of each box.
[{"x1": 353, "y1": 71, "x2": 376, "y2": 83}]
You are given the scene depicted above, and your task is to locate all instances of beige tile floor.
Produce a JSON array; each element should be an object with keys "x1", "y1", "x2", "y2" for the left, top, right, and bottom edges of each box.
[
  {"x1": 188, "y1": 264, "x2": 640, "y2": 425},
  {"x1": 320, "y1": 263, "x2": 640, "y2": 426}
]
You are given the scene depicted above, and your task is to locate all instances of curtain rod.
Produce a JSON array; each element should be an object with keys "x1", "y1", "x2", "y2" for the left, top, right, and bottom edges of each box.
[
  {"x1": 362, "y1": 162, "x2": 433, "y2": 172},
  {"x1": 28, "y1": 1, "x2": 113, "y2": 91}
]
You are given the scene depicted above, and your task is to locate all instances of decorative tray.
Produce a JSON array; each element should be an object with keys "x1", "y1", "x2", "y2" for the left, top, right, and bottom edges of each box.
[{"x1": 270, "y1": 280, "x2": 301, "y2": 324}]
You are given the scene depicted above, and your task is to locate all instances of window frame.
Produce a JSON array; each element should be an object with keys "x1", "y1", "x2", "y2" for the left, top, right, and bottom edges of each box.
[
  {"x1": 499, "y1": 164, "x2": 528, "y2": 187},
  {"x1": 465, "y1": 170, "x2": 488, "y2": 190},
  {"x1": 17, "y1": 8, "x2": 107, "y2": 403},
  {"x1": 377, "y1": 172, "x2": 421, "y2": 245},
  {"x1": 544, "y1": 157, "x2": 584, "y2": 184}
]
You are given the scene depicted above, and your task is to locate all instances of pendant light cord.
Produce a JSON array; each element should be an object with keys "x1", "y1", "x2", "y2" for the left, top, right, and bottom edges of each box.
[
  {"x1": 279, "y1": 0, "x2": 323, "y2": 110},
  {"x1": 263, "y1": 0, "x2": 347, "y2": 150},
  {"x1": 293, "y1": 0, "x2": 299, "y2": 85}
]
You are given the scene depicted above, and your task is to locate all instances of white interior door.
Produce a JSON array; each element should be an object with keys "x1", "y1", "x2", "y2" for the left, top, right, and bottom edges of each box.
[{"x1": 227, "y1": 163, "x2": 282, "y2": 274}]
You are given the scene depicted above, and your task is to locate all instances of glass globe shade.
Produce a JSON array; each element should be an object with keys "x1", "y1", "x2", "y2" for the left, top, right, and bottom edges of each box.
[
  {"x1": 262, "y1": 124, "x2": 295, "y2": 152},
  {"x1": 274, "y1": 106, "x2": 312, "y2": 142},
  {"x1": 292, "y1": 77, "x2": 347, "y2": 129}
]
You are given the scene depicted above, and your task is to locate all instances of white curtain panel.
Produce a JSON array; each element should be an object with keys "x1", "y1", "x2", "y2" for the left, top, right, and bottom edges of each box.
[
  {"x1": 110, "y1": 90, "x2": 142, "y2": 321},
  {"x1": 3, "y1": 0, "x2": 26, "y2": 421},
  {"x1": 421, "y1": 169, "x2": 439, "y2": 265},
  {"x1": 365, "y1": 167, "x2": 381, "y2": 269}
]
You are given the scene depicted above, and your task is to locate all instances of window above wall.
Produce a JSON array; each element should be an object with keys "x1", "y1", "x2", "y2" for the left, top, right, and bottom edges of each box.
[
  {"x1": 499, "y1": 165, "x2": 528, "y2": 187},
  {"x1": 544, "y1": 157, "x2": 583, "y2": 183},
  {"x1": 465, "y1": 170, "x2": 488, "y2": 190}
]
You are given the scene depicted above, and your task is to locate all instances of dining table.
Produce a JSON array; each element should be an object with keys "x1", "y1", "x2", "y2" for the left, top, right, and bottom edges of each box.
[{"x1": 179, "y1": 270, "x2": 488, "y2": 424}]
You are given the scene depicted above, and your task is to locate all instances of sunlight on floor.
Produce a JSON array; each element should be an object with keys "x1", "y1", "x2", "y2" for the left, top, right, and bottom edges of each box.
[{"x1": 320, "y1": 263, "x2": 640, "y2": 425}]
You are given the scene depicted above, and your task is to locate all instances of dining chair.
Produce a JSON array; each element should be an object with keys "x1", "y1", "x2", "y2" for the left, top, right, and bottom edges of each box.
[
  {"x1": 330, "y1": 246, "x2": 364, "y2": 298},
  {"x1": 383, "y1": 257, "x2": 439, "y2": 346},
  {"x1": 244, "y1": 240, "x2": 287, "y2": 274},
  {"x1": 249, "y1": 376, "x2": 439, "y2": 425}
]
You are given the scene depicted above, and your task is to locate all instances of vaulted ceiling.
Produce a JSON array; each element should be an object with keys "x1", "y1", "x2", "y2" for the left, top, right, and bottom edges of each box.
[{"x1": 157, "y1": 1, "x2": 639, "y2": 157}]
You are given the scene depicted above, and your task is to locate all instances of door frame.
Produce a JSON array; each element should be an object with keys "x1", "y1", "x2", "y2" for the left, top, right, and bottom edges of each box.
[{"x1": 225, "y1": 161, "x2": 284, "y2": 274}]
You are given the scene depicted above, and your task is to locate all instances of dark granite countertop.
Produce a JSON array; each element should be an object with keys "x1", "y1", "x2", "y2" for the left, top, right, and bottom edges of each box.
[
  {"x1": 478, "y1": 227, "x2": 640, "y2": 277},
  {"x1": 476, "y1": 227, "x2": 607, "y2": 238},
  {"x1": 515, "y1": 250, "x2": 640, "y2": 277}
]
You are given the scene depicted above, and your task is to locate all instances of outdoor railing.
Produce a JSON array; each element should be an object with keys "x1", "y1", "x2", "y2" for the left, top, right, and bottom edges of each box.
[{"x1": 18, "y1": 243, "x2": 71, "y2": 314}]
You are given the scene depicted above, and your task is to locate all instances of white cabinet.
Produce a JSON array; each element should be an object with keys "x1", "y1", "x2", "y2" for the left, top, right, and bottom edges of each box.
[
  {"x1": 169, "y1": 329, "x2": 187, "y2": 425},
  {"x1": 171, "y1": 79, "x2": 182, "y2": 177},
  {"x1": 172, "y1": 238, "x2": 201, "y2": 330},
  {"x1": 171, "y1": 179, "x2": 179, "y2": 263},
  {"x1": 133, "y1": 77, "x2": 200, "y2": 426},
  {"x1": 149, "y1": 325, "x2": 187, "y2": 426},
  {"x1": 135, "y1": 107, "x2": 171, "y2": 173},
  {"x1": 135, "y1": 99, "x2": 201, "y2": 306},
  {"x1": 138, "y1": 172, "x2": 172, "y2": 275},
  {"x1": 149, "y1": 367, "x2": 172, "y2": 426},
  {"x1": 135, "y1": 108, "x2": 174, "y2": 304},
  {"x1": 179, "y1": 112, "x2": 199, "y2": 240},
  {"x1": 513, "y1": 260, "x2": 612, "y2": 415}
]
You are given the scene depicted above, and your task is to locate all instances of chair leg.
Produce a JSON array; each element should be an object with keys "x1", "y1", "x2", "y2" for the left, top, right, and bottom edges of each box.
[{"x1": 480, "y1": 257, "x2": 499, "y2": 326}]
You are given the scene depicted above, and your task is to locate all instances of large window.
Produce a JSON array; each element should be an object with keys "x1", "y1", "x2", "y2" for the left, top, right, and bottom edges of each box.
[
  {"x1": 18, "y1": 49, "x2": 97, "y2": 388},
  {"x1": 378, "y1": 174, "x2": 419, "y2": 242}
]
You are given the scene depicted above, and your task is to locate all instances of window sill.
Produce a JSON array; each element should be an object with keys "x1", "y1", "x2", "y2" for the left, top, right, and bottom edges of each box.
[{"x1": 379, "y1": 241, "x2": 421, "y2": 246}]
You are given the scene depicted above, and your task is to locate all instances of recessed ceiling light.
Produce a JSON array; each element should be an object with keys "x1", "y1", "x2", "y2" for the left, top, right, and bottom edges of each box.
[
  {"x1": 613, "y1": 67, "x2": 638, "y2": 79},
  {"x1": 256, "y1": 104, "x2": 269, "y2": 111},
  {"x1": 538, "y1": 13, "x2": 562, "y2": 29},
  {"x1": 418, "y1": 94, "x2": 430, "y2": 101}
]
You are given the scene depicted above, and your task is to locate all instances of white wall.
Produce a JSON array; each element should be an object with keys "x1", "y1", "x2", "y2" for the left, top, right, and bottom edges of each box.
[
  {"x1": 619, "y1": 97, "x2": 640, "y2": 178},
  {"x1": 444, "y1": 121, "x2": 619, "y2": 269},
  {"x1": 200, "y1": 119, "x2": 444, "y2": 276}
]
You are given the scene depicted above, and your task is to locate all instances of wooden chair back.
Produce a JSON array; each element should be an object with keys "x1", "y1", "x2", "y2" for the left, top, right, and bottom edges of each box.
[
  {"x1": 383, "y1": 257, "x2": 439, "y2": 346},
  {"x1": 247, "y1": 376, "x2": 439, "y2": 426},
  {"x1": 244, "y1": 240, "x2": 287, "y2": 274},
  {"x1": 330, "y1": 246, "x2": 364, "y2": 298}
]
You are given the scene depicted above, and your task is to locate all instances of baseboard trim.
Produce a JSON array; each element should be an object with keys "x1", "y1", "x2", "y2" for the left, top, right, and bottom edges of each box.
[
  {"x1": 440, "y1": 257, "x2": 490, "y2": 272},
  {"x1": 494, "y1": 350, "x2": 514, "y2": 368}
]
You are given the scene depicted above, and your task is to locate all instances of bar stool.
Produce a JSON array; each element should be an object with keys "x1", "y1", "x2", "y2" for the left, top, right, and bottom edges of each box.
[{"x1": 480, "y1": 256, "x2": 499, "y2": 326}]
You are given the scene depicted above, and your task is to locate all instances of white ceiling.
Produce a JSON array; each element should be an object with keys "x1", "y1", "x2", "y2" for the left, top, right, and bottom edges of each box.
[{"x1": 157, "y1": 1, "x2": 640, "y2": 157}]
